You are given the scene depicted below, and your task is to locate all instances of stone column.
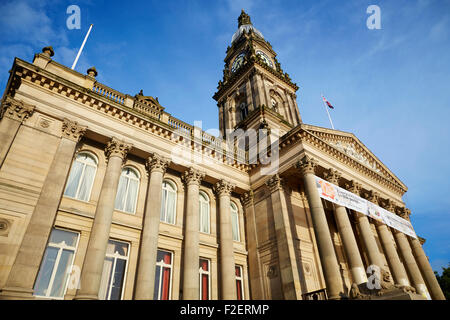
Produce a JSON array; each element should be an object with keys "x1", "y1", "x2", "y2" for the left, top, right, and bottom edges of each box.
[
  {"x1": 324, "y1": 172, "x2": 367, "y2": 285},
  {"x1": 245, "y1": 77, "x2": 254, "y2": 112},
  {"x1": 0, "y1": 119, "x2": 86, "y2": 299},
  {"x1": 134, "y1": 153, "x2": 170, "y2": 300},
  {"x1": 241, "y1": 191, "x2": 264, "y2": 299},
  {"x1": 392, "y1": 208, "x2": 429, "y2": 298},
  {"x1": 295, "y1": 156, "x2": 344, "y2": 300},
  {"x1": 266, "y1": 174, "x2": 302, "y2": 299},
  {"x1": 0, "y1": 96, "x2": 35, "y2": 168},
  {"x1": 374, "y1": 200, "x2": 409, "y2": 286},
  {"x1": 409, "y1": 236, "x2": 446, "y2": 300},
  {"x1": 75, "y1": 138, "x2": 132, "y2": 300},
  {"x1": 357, "y1": 190, "x2": 385, "y2": 271},
  {"x1": 181, "y1": 167, "x2": 205, "y2": 300},
  {"x1": 213, "y1": 179, "x2": 237, "y2": 300}
]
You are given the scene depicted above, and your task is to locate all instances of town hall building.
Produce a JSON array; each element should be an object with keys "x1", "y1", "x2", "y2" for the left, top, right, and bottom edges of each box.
[{"x1": 0, "y1": 11, "x2": 445, "y2": 300}]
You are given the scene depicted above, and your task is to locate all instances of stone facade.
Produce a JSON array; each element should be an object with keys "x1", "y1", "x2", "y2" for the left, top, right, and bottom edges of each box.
[{"x1": 0, "y1": 11, "x2": 445, "y2": 300}]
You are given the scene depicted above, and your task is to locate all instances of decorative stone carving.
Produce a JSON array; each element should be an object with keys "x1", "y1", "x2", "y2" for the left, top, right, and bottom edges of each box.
[
  {"x1": 398, "y1": 207, "x2": 411, "y2": 220},
  {"x1": 381, "y1": 199, "x2": 395, "y2": 212},
  {"x1": 362, "y1": 190, "x2": 379, "y2": 204},
  {"x1": 213, "y1": 179, "x2": 235, "y2": 196},
  {"x1": 104, "y1": 137, "x2": 132, "y2": 161},
  {"x1": 146, "y1": 153, "x2": 170, "y2": 174},
  {"x1": 345, "y1": 180, "x2": 362, "y2": 195},
  {"x1": 1, "y1": 96, "x2": 35, "y2": 122},
  {"x1": 267, "y1": 265, "x2": 277, "y2": 279},
  {"x1": 323, "y1": 168, "x2": 341, "y2": 185},
  {"x1": 265, "y1": 174, "x2": 283, "y2": 193},
  {"x1": 240, "y1": 190, "x2": 254, "y2": 207},
  {"x1": 0, "y1": 218, "x2": 11, "y2": 237},
  {"x1": 42, "y1": 46, "x2": 54, "y2": 57},
  {"x1": 181, "y1": 167, "x2": 205, "y2": 186},
  {"x1": 329, "y1": 140, "x2": 381, "y2": 174},
  {"x1": 295, "y1": 155, "x2": 317, "y2": 175},
  {"x1": 61, "y1": 118, "x2": 87, "y2": 142}
]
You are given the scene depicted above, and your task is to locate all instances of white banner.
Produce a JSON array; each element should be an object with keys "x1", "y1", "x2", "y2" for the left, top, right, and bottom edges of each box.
[{"x1": 315, "y1": 176, "x2": 417, "y2": 239}]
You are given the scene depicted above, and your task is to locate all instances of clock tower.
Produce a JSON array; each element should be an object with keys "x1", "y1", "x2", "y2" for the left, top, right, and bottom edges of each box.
[{"x1": 213, "y1": 10, "x2": 302, "y2": 140}]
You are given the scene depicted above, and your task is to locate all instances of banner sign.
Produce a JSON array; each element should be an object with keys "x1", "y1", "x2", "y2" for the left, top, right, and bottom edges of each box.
[{"x1": 315, "y1": 176, "x2": 417, "y2": 238}]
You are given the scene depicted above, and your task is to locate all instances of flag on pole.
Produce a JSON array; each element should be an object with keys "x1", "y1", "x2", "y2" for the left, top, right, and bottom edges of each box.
[{"x1": 322, "y1": 95, "x2": 334, "y2": 109}]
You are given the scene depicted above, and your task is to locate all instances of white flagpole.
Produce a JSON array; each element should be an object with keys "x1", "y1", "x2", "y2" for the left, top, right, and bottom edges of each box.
[
  {"x1": 321, "y1": 94, "x2": 335, "y2": 129},
  {"x1": 71, "y1": 24, "x2": 93, "y2": 70}
]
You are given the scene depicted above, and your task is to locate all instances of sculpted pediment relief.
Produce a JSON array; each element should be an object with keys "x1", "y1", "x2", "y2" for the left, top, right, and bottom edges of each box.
[{"x1": 301, "y1": 124, "x2": 407, "y2": 192}]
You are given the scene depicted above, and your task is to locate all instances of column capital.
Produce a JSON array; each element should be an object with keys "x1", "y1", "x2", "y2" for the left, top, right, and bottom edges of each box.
[
  {"x1": 213, "y1": 179, "x2": 235, "y2": 197},
  {"x1": 240, "y1": 190, "x2": 254, "y2": 207},
  {"x1": 61, "y1": 118, "x2": 87, "y2": 142},
  {"x1": 146, "y1": 152, "x2": 170, "y2": 174},
  {"x1": 397, "y1": 207, "x2": 411, "y2": 220},
  {"x1": 105, "y1": 137, "x2": 132, "y2": 162},
  {"x1": 181, "y1": 167, "x2": 205, "y2": 186},
  {"x1": 344, "y1": 180, "x2": 362, "y2": 195},
  {"x1": 323, "y1": 168, "x2": 341, "y2": 185},
  {"x1": 295, "y1": 155, "x2": 317, "y2": 175},
  {"x1": 362, "y1": 189, "x2": 379, "y2": 204},
  {"x1": 381, "y1": 199, "x2": 396, "y2": 212},
  {"x1": 266, "y1": 174, "x2": 284, "y2": 193},
  {"x1": 1, "y1": 96, "x2": 35, "y2": 122}
]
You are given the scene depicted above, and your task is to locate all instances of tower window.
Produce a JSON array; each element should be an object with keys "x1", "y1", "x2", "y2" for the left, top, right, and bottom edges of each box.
[{"x1": 239, "y1": 102, "x2": 248, "y2": 121}]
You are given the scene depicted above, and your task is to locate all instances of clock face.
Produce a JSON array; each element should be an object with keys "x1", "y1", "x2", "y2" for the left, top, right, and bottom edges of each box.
[
  {"x1": 231, "y1": 53, "x2": 245, "y2": 73},
  {"x1": 256, "y1": 50, "x2": 273, "y2": 68}
]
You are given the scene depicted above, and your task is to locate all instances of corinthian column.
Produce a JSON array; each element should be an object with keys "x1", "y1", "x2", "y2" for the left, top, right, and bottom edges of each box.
[
  {"x1": 181, "y1": 167, "x2": 205, "y2": 300},
  {"x1": 295, "y1": 156, "x2": 344, "y2": 300},
  {"x1": 213, "y1": 179, "x2": 237, "y2": 300},
  {"x1": 393, "y1": 208, "x2": 429, "y2": 298},
  {"x1": 0, "y1": 118, "x2": 86, "y2": 299},
  {"x1": 375, "y1": 200, "x2": 409, "y2": 286},
  {"x1": 409, "y1": 236, "x2": 446, "y2": 300},
  {"x1": 266, "y1": 174, "x2": 301, "y2": 299},
  {"x1": 324, "y1": 173, "x2": 367, "y2": 285},
  {"x1": 240, "y1": 191, "x2": 264, "y2": 299},
  {"x1": 75, "y1": 138, "x2": 132, "y2": 300},
  {"x1": 134, "y1": 153, "x2": 170, "y2": 300},
  {"x1": 0, "y1": 96, "x2": 35, "y2": 168},
  {"x1": 357, "y1": 190, "x2": 385, "y2": 271}
]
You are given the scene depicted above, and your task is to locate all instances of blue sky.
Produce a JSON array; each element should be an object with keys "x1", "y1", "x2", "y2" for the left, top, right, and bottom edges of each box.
[{"x1": 0, "y1": 0, "x2": 449, "y2": 273}]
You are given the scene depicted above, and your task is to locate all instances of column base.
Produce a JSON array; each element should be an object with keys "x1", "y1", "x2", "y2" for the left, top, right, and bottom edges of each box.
[
  {"x1": 0, "y1": 286, "x2": 35, "y2": 300},
  {"x1": 349, "y1": 282, "x2": 427, "y2": 300}
]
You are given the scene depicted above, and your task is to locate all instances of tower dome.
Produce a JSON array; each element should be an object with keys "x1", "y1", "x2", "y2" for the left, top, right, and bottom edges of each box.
[{"x1": 231, "y1": 10, "x2": 264, "y2": 44}]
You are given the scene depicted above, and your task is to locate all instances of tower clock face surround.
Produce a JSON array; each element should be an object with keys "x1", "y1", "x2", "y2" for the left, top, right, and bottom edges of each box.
[
  {"x1": 256, "y1": 50, "x2": 273, "y2": 68},
  {"x1": 231, "y1": 53, "x2": 246, "y2": 73}
]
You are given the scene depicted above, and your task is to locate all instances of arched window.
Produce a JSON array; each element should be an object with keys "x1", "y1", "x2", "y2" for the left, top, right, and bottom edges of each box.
[
  {"x1": 231, "y1": 202, "x2": 240, "y2": 241},
  {"x1": 160, "y1": 180, "x2": 177, "y2": 224},
  {"x1": 64, "y1": 152, "x2": 97, "y2": 202},
  {"x1": 114, "y1": 167, "x2": 140, "y2": 214},
  {"x1": 199, "y1": 192, "x2": 210, "y2": 234},
  {"x1": 271, "y1": 98, "x2": 278, "y2": 112},
  {"x1": 239, "y1": 102, "x2": 248, "y2": 121}
]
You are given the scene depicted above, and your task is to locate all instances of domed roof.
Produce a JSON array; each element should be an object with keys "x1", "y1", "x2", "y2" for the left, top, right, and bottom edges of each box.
[{"x1": 231, "y1": 10, "x2": 264, "y2": 44}]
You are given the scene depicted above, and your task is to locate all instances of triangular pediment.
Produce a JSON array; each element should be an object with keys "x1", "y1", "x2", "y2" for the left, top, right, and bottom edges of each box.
[{"x1": 301, "y1": 124, "x2": 407, "y2": 192}]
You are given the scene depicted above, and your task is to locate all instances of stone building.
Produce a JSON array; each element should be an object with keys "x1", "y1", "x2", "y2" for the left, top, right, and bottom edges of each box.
[{"x1": 0, "y1": 11, "x2": 445, "y2": 300}]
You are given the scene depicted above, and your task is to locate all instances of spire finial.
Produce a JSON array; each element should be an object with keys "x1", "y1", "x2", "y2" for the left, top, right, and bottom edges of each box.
[{"x1": 238, "y1": 9, "x2": 252, "y2": 27}]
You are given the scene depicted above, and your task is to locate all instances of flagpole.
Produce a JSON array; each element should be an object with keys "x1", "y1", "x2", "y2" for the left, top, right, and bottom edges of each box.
[
  {"x1": 71, "y1": 24, "x2": 93, "y2": 70},
  {"x1": 321, "y1": 94, "x2": 335, "y2": 129}
]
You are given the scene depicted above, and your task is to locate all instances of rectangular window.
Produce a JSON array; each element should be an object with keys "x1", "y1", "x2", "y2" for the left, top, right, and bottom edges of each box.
[
  {"x1": 154, "y1": 250, "x2": 173, "y2": 300},
  {"x1": 199, "y1": 258, "x2": 210, "y2": 300},
  {"x1": 99, "y1": 239, "x2": 129, "y2": 300},
  {"x1": 235, "y1": 265, "x2": 244, "y2": 300},
  {"x1": 34, "y1": 228, "x2": 79, "y2": 299}
]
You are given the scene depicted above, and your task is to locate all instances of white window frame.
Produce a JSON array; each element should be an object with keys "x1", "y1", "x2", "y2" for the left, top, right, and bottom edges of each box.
[
  {"x1": 199, "y1": 258, "x2": 211, "y2": 300},
  {"x1": 34, "y1": 228, "x2": 80, "y2": 300},
  {"x1": 235, "y1": 265, "x2": 244, "y2": 300},
  {"x1": 199, "y1": 191, "x2": 210, "y2": 234},
  {"x1": 160, "y1": 180, "x2": 177, "y2": 224},
  {"x1": 155, "y1": 250, "x2": 173, "y2": 300},
  {"x1": 231, "y1": 202, "x2": 240, "y2": 242},
  {"x1": 115, "y1": 167, "x2": 140, "y2": 214},
  {"x1": 101, "y1": 239, "x2": 130, "y2": 300},
  {"x1": 64, "y1": 152, "x2": 98, "y2": 202}
]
